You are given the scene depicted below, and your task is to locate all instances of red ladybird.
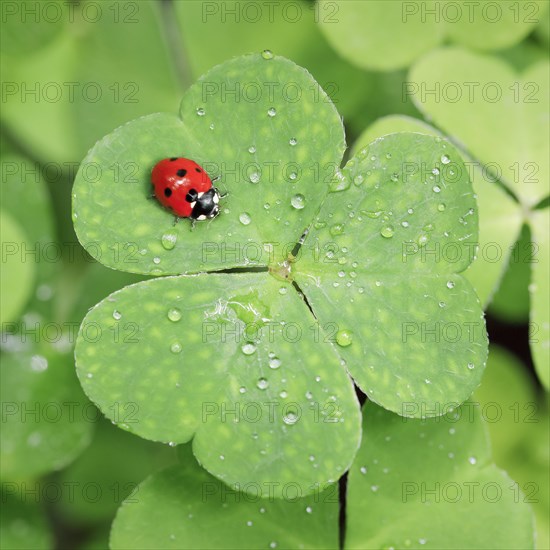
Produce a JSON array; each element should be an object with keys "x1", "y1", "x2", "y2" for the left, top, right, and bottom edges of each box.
[{"x1": 151, "y1": 158, "x2": 220, "y2": 221}]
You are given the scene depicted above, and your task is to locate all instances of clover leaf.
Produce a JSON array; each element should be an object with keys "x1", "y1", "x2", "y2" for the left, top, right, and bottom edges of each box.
[
  {"x1": 318, "y1": 0, "x2": 549, "y2": 71},
  {"x1": 76, "y1": 272, "x2": 361, "y2": 498},
  {"x1": 352, "y1": 114, "x2": 523, "y2": 309},
  {"x1": 0, "y1": 489, "x2": 53, "y2": 550},
  {"x1": 110, "y1": 444, "x2": 338, "y2": 550},
  {"x1": 0, "y1": 340, "x2": 93, "y2": 480},
  {"x1": 409, "y1": 48, "x2": 549, "y2": 207},
  {"x1": 296, "y1": 132, "x2": 488, "y2": 417},
  {"x1": 73, "y1": 54, "x2": 487, "y2": 498},
  {"x1": 0, "y1": 154, "x2": 57, "y2": 322},
  {"x1": 345, "y1": 401, "x2": 534, "y2": 549},
  {"x1": 408, "y1": 48, "x2": 549, "y2": 388},
  {"x1": 0, "y1": 210, "x2": 34, "y2": 325},
  {"x1": 73, "y1": 53, "x2": 344, "y2": 275}
]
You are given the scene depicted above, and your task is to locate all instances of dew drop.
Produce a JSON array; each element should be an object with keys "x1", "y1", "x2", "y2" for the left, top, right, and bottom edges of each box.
[
  {"x1": 257, "y1": 378, "x2": 269, "y2": 390},
  {"x1": 239, "y1": 386, "x2": 247, "y2": 394},
  {"x1": 242, "y1": 342, "x2": 256, "y2": 355},
  {"x1": 267, "y1": 107, "x2": 277, "y2": 117},
  {"x1": 289, "y1": 137, "x2": 297, "y2": 146},
  {"x1": 380, "y1": 226, "x2": 394, "y2": 239},
  {"x1": 360, "y1": 466, "x2": 367, "y2": 474},
  {"x1": 401, "y1": 221, "x2": 409, "y2": 228},
  {"x1": 438, "y1": 301, "x2": 446, "y2": 308},
  {"x1": 196, "y1": 107, "x2": 205, "y2": 116},
  {"x1": 268, "y1": 356, "x2": 281, "y2": 369},
  {"x1": 291, "y1": 194, "x2": 305, "y2": 209},
  {"x1": 336, "y1": 329, "x2": 353, "y2": 347},
  {"x1": 438, "y1": 203, "x2": 446, "y2": 212},
  {"x1": 354, "y1": 175, "x2": 364, "y2": 186},
  {"x1": 167, "y1": 308, "x2": 182, "y2": 322},
  {"x1": 468, "y1": 456, "x2": 477, "y2": 465},
  {"x1": 262, "y1": 49, "x2": 274, "y2": 60},
  {"x1": 279, "y1": 390, "x2": 288, "y2": 398},
  {"x1": 249, "y1": 172, "x2": 260, "y2": 184},
  {"x1": 283, "y1": 411, "x2": 299, "y2": 425},
  {"x1": 170, "y1": 342, "x2": 182, "y2": 354},
  {"x1": 417, "y1": 234, "x2": 429, "y2": 247},
  {"x1": 305, "y1": 506, "x2": 313, "y2": 514},
  {"x1": 330, "y1": 224, "x2": 344, "y2": 236},
  {"x1": 441, "y1": 154, "x2": 450, "y2": 164},
  {"x1": 248, "y1": 146, "x2": 257, "y2": 154},
  {"x1": 467, "y1": 362, "x2": 475, "y2": 370},
  {"x1": 432, "y1": 167, "x2": 440, "y2": 176},
  {"x1": 153, "y1": 257, "x2": 161, "y2": 265},
  {"x1": 432, "y1": 185, "x2": 441, "y2": 193},
  {"x1": 161, "y1": 232, "x2": 177, "y2": 250},
  {"x1": 371, "y1": 485, "x2": 379, "y2": 492},
  {"x1": 446, "y1": 280, "x2": 455, "y2": 289},
  {"x1": 112, "y1": 310, "x2": 122, "y2": 320},
  {"x1": 239, "y1": 212, "x2": 251, "y2": 225}
]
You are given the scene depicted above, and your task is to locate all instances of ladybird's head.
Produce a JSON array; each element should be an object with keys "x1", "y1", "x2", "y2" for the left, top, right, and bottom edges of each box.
[{"x1": 189, "y1": 187, "x2": 221, "y2": 221}]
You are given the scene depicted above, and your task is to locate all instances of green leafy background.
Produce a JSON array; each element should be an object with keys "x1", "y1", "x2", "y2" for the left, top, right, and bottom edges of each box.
[{"x1": 1, "y1": 0, "x2": 547, "y2": 548}]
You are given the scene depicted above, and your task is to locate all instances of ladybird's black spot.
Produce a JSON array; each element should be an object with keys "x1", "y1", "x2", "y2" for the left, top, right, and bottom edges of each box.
[
  {"x1": 195, "y1": 168, "x2": 201, "y2": 173},
  {"x1": 177, "y1": 169, "x2": 187, "y2": 177},
  {"x1": 164, "y1": 187, "x2": 172, "y2": 198},
  {"x1": 169, "y1": 157, "x2": 178, "y2": 161}
]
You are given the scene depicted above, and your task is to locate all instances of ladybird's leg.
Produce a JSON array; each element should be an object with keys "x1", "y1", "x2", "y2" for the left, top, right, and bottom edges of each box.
[
  {"x1": 214, "y1": 187, "x2": 228, "y2": 199},
  {"x1": 191, "y1": 219, "x2": 197, "y2": 231},
  {"x1": 173, "y1": 216, "x2": 180, "y2": 226}
]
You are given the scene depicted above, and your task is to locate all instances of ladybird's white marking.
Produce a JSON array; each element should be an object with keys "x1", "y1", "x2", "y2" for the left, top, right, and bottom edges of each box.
[
  {"x1": 197, "y1": 214, "x2": 207, "y2": 221},
  {"x1": 197, "y1": 192, "x2": 204, "y2": 199},
  {"x1": 213, "y1": 193, "x2": 220, "y2": 204},
  {"x1": 190, "y1": 201, "x2": 197, "y2": 209}
]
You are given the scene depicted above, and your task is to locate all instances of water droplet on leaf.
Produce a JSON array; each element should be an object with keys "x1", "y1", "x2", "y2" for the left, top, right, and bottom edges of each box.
[
  {"x1": 167, "y1": 308, "x2": 182, "y2": 322},
  {"x1": 291, "y1": 194, "x2": 305, "y2": 209},
  {"x1": 161, "y1": 232, "x2": 177, "y2": 250}
]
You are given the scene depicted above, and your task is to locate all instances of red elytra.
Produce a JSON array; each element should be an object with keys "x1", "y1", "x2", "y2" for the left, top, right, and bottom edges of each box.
[{"x1": 151, "y1": 157, "x2": 220, "y2": 220}]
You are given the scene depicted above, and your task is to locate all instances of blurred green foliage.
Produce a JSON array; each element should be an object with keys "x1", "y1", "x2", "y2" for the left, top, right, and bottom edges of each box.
[{"x1": 0, "y1": 1, "x2": 548, "y2": 548}]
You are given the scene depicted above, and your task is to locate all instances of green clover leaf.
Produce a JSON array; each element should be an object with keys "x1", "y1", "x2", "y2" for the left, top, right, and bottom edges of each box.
[
  {"x1": 73, "y1": 54, "x2": 487, "y2": 497},
  {"x1": 110, "y1": 445, "x2": 338, "y2": 550},
  {"x1": 345, "y1": 401, "x2": 534, "y2": 549},
  {"x1": 409, "y1": 48, "x2": 549, "y2": 207},
  {"x1": 296, "y1": 132, "x2": 488, "y2": 417},
  {"x1": 0, "y1": 340, "x2": 93, "y2": 480},
  {"x1": 352, "y1": 114, "x2": 523, "y2": 309},
  {"x1": 76, "y1": 272, "x2": 361, "y2": 498},
  {"x1": 73, "y1": 53, "x2": 343, "y2": 275},
  {"x1": 408, "y1": 49, "x2": 549, "y2": 388},
  {"x1": 318, "y1": 0, "x2": 549, "y2": 71},
  {"x1": 0, "y1": 488, "x2": 53, "y2": 550}
]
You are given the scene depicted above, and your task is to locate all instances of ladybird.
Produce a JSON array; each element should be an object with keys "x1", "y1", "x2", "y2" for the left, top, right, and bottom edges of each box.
[{"x1": 151, "y1": 157, "x2": 220, "y2": 221}]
